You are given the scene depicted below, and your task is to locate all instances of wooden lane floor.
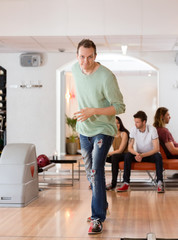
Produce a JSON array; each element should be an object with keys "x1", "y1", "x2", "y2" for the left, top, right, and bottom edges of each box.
[{"x1": 0, "y1": 171, "x2": 178, "y2": 240}]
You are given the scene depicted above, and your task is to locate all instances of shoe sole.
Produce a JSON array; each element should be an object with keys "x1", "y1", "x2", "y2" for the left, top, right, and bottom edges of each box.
[
  {"x1": 88, "y1": 229, "x2": 103, "y2": 235},
  {"x1": 116, "y1": 186, "x2": 129, "y2": 192},
  {"x1": 157, "y1": 187, "x2": 165, "y2": 193},
  {"x1": 116, "y1": 189, "x2": 129, "y2": 192},
  {"x1": 106, "y1": 188, "x2": 115, "y2": 191}
]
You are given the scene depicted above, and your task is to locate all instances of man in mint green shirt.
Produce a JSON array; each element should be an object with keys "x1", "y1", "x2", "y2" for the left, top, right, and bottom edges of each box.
[{"x1": 72, "y1": 39, "x2": 125, "y2": 235}]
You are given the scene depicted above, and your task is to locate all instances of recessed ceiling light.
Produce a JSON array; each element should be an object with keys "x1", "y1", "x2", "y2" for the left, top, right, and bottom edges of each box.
[
  {"x1": 121, "y1": 45, "x2": 128, "y2": 55},
  {"x1": 58, "y1": 48, "x2": 65, "y2": 52}
]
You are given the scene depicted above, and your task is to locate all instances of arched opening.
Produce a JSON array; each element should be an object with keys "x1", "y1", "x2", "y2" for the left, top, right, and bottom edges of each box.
[{"x1": 56, "y1": 54, "x2": 158, "y2": 155}]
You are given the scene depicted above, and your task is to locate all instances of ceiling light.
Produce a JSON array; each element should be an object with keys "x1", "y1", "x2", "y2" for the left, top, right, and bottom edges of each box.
[
  {"x1": 58, "y1": 48, "x2": 65, "y2": 52},
  {"x1": 121, "y1": 45, "x2": 128, "y2": 55},
  {"x1": 148, "y1": 71, "x2": 152, "y2": 77}
]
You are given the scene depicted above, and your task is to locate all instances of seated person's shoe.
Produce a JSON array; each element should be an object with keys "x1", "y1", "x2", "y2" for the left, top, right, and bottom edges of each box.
[
  {"x1": 157, "y1": 181, "x2": 164, "y2": 193},
  {"x1": 116, "y1": 183, "x2": 129, "y2": 192},
  {"x1": 88, "y1": 219, "x2": 103, "y2": 235},
  {"x1": 106, "y1": 183, "x2": 115, "y2": 191},
  {"x1": 167, "y1": 173, "x2": 178, "y2": 179}
]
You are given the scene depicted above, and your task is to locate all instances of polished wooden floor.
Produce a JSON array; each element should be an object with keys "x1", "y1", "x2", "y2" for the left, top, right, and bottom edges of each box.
[{"x1": 0, "y1": 166, "x2": 178, "y2": 240}]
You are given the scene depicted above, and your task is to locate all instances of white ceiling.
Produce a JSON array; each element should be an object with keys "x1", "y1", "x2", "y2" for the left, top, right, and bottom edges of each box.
[
  {"x1": 1, "y1": 35, "x2": 176, "y2": 74},
  {"x1": 0, "y1": 35, "x2": 178, "y2": 53}
]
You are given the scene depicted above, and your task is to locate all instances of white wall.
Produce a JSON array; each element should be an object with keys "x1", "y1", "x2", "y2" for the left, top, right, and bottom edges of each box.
[
  {"x1": 115, "y1": 74, "x2": 157, "y2": 130},
  {"x1": 138, "y1": 52, "x2": 178, "y2": 137},
  {"x1": 0, "y1": 52, "x2": 75, "y2": 156},
  {"x1": 1, "y1": 51, "x2": 178, "y2": 156}
]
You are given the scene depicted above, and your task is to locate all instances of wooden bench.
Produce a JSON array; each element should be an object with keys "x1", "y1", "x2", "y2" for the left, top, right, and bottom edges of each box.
[{"x1": 118, "y1": 145, "x2": 178, "y2": 187}]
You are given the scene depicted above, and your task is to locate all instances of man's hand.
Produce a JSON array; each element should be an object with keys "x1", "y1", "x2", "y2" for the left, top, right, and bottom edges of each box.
[
  {"x1": 74, "y1": 108, "x2": 95, "y2": 122},
  {"x1": 135, "y1": 153, "x2": 142, "y2": 162}
]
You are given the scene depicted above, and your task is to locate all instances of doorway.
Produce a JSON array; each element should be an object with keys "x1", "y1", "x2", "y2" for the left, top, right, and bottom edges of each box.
[{"x1": 56, "y1": 54, "x2": 158, "y2": 155}]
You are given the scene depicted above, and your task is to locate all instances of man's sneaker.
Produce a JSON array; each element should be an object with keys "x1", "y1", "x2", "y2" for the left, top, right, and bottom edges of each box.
[
  {"x1": 87, "y1": 216, "x2": 92, "y2": 222},
  {"x1": 87, "y1": 206, "x2": 109, "y2": 222},
  {"x1": 116, "y1": 183, "x2": 129, "y2": 192},
  {"x1": 106, "y1": 183, "x2": 115, "y2": 191},
  {"x1": 88, "y1": 219, "x2": 103, "y2": 235},
  {"x1": 157, "y1": 181, "x2": 164, "y2": 193}
]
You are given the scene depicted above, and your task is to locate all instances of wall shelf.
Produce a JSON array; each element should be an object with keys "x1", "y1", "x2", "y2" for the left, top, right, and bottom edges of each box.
[{"x1": 20, "y1": 84, "x2": 43, "y2": 89}]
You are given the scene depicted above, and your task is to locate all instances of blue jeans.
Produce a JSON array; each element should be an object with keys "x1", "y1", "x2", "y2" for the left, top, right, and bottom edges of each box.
[{"x1": 80, "y1": 134, "x2": 113, "y2": 222}]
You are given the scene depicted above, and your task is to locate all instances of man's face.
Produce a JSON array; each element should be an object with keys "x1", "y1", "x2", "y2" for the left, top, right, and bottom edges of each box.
[
  {"x1": 77, "y1": 46, "x2": 96, "y2": 72},
  {"x1": 134, "y1": 118, "x2": 145, "y2": 130},
  {"x1": 163, "y1": 111, "x2": 171, "y2": 124}
]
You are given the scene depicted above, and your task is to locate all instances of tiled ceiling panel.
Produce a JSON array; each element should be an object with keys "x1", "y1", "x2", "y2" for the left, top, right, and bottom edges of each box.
[{"x1": 0, "y1": 35, "x2": 177, "y2": 53}]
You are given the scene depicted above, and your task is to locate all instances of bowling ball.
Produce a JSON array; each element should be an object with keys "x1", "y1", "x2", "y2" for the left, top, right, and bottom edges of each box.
[{"x1": 37, "y1": 154, "x2": 50, "y2": 168}]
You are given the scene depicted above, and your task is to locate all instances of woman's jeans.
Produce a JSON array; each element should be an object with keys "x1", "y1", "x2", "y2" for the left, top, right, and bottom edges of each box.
[
  {"x1": 80, "y1": 134, "x2": 113, "y2": 222},
  {"x1": 123, "y1": 152, "x2": 163, "y2": 183}
]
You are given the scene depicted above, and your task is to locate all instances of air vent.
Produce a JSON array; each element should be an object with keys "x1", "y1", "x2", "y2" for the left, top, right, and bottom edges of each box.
[{"x1": 20, "y1": 53, "x2": 42, "y2": 67}]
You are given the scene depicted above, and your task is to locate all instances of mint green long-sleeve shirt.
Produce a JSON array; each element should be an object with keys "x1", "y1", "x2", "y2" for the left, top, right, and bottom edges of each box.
[{"x1": 72, "y1": 62, "x2": 125, "y2": 137}]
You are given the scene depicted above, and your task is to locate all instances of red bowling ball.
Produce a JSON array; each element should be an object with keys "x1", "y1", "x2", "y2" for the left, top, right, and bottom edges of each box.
[{"x1": 37, "y1": 154, "x2": 50, "y2": 168}]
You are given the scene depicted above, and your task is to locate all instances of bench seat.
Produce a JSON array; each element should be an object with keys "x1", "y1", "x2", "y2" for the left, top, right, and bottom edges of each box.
[
  {"x1": 117, "y1": 145, "x2": 178, "y2": 189},
  {"x1": 119, "y1": 161, "x2": 156, "y2": 171},
  {"x1": 163, "y1": 159, "x2": 178, "y2": 170},
  {"x1": 118, "y1": 145, "x2": 178, "y2": 171}
]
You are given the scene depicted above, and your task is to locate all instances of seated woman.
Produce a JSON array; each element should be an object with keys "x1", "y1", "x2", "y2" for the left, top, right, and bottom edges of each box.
[
  {"x1": 153, "y1": 107, "x2": 178, "y2": 179},
  {"x1": 106, "y1": 116, "x2": 129, "y2": 191},
  {"x1": 153, "y1": 107, "x2": 178, "y2": 158}
]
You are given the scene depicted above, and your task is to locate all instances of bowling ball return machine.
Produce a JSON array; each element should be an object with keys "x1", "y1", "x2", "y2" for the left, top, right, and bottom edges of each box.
[{"x1": 0, "y1": 143, "x2": 38, "y2": 207}]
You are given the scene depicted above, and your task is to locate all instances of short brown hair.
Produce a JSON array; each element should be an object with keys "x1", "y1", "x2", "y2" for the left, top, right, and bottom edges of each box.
[
  {"x1": 133, "y1": 111, "x2": 147, "y2": 122},
  {"x1": 77, "y1": 39, "x2": 97, "y2": 55}
]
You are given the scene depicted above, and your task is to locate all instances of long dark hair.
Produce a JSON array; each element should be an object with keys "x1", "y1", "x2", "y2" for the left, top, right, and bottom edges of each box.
[
  {"x1": 116, "y1": 116, "x2": 130, "y2": 137},
  {"x1": 153, "y1": 107, "x2": 168, "y2": 128}
]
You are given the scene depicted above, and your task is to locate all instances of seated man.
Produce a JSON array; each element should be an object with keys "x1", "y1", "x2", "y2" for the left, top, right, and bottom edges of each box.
[
  {"x1": 153, "y1": 107, "x2": 178, "y2": 158},
  {"x1": 117, "y1": 110, "x2": 164, "y2": 193}
]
